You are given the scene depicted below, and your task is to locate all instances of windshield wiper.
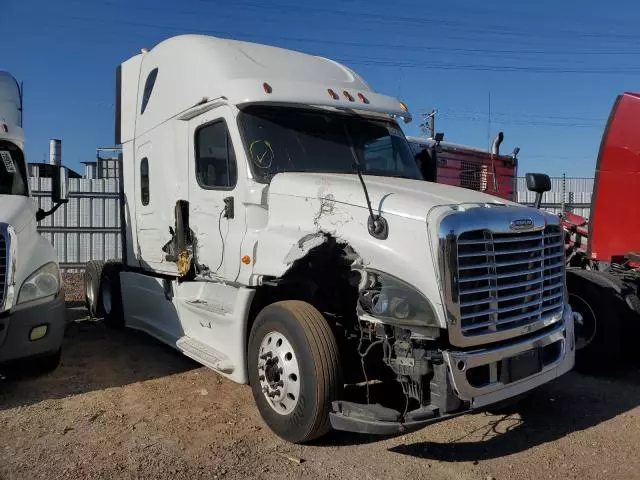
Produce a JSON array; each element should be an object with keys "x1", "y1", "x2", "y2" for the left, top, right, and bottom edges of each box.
[
  {"x1": 342, "y1": 126, "x2": 389, "y2": 240},
  {"x1": 366, "y1": 172, "x2": 416, "y2": 180}
]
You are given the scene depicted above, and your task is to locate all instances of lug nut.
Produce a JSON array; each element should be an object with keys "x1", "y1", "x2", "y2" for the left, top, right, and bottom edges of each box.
[{"x1": 260, "y1": 352, "x2": 273, "y2": 360}]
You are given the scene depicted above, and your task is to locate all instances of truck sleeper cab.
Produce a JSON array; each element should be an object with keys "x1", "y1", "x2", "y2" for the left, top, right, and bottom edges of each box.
[
  {"x1": 86, "y1": 35, "x2": 575, "y2": 443},
  {"x1": 0, "y1": 71, "x2": 68, "y2": 374},
  {"x1": 406, "y1": 134, "x2": 519, "y2": 202}
]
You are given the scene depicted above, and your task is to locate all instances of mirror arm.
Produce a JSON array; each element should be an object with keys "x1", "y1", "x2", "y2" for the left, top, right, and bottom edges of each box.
[
  {"x1": 534, "y1": 192, "x2": 543, "y2": 210},
  {"x1": 36, "y1": 201, "x2": 64, "y2": 222}
]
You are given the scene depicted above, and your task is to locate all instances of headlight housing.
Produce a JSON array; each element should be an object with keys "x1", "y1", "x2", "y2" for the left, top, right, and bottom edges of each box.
[
  {"x1": 17, "y1": 262, "x2": 60, "y2": 305},
  {"x1": 357, "y1": 270, "x2": 438, "y2": 327}
]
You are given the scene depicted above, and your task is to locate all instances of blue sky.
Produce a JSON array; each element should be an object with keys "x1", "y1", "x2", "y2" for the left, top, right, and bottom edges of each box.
[{"x1": 3, "y1": 0, "x2": 639, "y2": 177}]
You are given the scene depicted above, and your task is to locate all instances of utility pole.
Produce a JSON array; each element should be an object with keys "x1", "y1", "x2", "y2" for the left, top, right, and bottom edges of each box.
[
  {"x1": 487, "y1": 91, "x2": 492, "y2": 150},
  {"x1": 421, "y1": 110, "x2": 437, "y2": 138}
]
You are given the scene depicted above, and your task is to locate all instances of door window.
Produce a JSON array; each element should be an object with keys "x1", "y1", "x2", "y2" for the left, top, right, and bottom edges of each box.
[{"x1": 195, "y1": 120, "x2": 237, "y2": 189}]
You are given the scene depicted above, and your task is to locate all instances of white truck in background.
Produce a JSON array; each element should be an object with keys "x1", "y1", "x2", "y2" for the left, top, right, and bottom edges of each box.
[
  {"x1": 0, "y1": 71, "x2": 69, "y2": 374},
  {"x1": 84, "y1": 35, "x2": 575, "y2": 443}
]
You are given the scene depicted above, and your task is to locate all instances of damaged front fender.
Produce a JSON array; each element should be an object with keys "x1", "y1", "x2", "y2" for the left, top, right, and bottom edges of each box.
[{"x1": 245, "y1": 192, "x2": 448, "y2": 328}]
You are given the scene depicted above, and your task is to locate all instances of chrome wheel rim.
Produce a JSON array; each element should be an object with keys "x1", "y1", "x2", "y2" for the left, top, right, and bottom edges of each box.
[
  {"x1": 569, "y1": 293, "x2": 597, "y2": 350},
  {"x1": 257, "y1": 331, "x2": 300, "y2": 415},
  {"x1": 86, "y1": 275, "x2": 94, "y2": 306},
  {"x1": 102, "y1": 280, "x2": 112, "y2": 315}
]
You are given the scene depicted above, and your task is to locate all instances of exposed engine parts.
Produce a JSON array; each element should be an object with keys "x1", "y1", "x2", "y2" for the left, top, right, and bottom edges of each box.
[{"x1": 355, "y1": 319, "x2": 458, "y2": 417}]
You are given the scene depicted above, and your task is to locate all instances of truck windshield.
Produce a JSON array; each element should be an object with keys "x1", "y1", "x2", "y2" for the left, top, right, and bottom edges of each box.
[
  {"x1": 238, "y1": 105, "x2": 422, "y2": 183},
  {"x1": 0, "y1": 141, "x2": 28, "y2": 196}
]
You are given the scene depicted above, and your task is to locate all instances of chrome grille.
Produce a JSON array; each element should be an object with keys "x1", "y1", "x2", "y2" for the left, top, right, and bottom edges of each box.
[
  {"x1": 0, "y1": 231, "x2": 6, "y2": 308},
  {"x1": 455, "y1": 225, "x2": 564, "y2": 338}
]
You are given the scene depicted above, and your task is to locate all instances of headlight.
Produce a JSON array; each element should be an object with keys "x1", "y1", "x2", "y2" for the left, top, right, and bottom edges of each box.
[
  {"x1": 17, "y1": 262, "x2": 60, "y2": 305},
  {"x1": 358, "y1": 270, "x2": 438, "y2": 327}
]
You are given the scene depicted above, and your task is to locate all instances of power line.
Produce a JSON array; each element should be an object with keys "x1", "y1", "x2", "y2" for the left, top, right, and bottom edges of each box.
[
  {"x1": 436, "y1": 113, "x2": 603, "y2": 128},
  {"x1": 33, "y1": 15, "x2": 640, "y2": 76},
  {"x1": 196, "y1": 0, "x2": 640, "y2": 42},
  {"x1": 65, "y1": 0, "x2": 640, "y2": 52},
  {"x1": 339, "y1": 56, "x2": 640, "y2": 74}
]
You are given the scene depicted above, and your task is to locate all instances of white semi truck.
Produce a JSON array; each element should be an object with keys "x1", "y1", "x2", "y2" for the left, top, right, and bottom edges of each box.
[
  {"x1": 84, "y1": 35, "x2": 575, "y2": 443},
  {"x1": 0, "y1": 71, "x2": 69, "y2": 374}
]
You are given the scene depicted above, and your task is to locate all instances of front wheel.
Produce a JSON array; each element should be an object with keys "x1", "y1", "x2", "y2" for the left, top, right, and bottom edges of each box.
[
  {"x1": 248, "y1": 301, "x2": 342, "y2": 443},
  {"x1": 99, "y1": 262, "x2": 124, "y2": 329}
]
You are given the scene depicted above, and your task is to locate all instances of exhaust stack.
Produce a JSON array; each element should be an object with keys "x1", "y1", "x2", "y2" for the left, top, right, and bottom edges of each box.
[
  {"x1": 49, "y1": 138, "x2": 61, "y2": 166},
  {"x1": 491, "y1": 132, "x2": 504, "y2": 156}
]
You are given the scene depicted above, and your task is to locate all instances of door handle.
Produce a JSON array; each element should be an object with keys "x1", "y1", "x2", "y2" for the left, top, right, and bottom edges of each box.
[{"x1": 223, "y1": 197, "x2": 235, "y2": 219}]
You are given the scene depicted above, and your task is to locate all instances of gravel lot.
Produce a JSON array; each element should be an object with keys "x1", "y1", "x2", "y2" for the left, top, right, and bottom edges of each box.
[{"x1": 0, "y1": 275, "x2": 639, "y2": 480}]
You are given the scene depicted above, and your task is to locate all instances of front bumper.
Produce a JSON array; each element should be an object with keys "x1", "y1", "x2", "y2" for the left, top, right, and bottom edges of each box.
[
  {"x1": 330, "y1": 305, "x2": 575, "y2": 435},
  {"x1": 0, "y1": 289, "x2": 66, "y2": 364}
]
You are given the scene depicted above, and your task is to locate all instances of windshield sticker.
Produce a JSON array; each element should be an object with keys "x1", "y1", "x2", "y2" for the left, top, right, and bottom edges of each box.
[
  {"x1": 387, "y1": 126, "x2": 403, "y2": 137},
  {"x1": 249, "y1": 140, "x2": 274, "y2": 169},
  {"x1": 1, "y1": 151, "x2": 16, "y2": 173}
]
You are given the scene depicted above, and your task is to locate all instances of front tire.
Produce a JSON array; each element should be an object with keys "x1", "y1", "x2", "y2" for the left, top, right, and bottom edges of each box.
[
  {"x1": 248, "y1": 301, "x2": 342, "y2": 443},
  {"x1": 567, "y1": 271, "x2": 623, "y2": 374},
  {"x1": 99, "y1": 262, "x2": 124, "y2": 329}
]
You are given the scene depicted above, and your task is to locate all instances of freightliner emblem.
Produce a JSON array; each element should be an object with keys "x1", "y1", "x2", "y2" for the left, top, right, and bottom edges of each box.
[{"x1": 510, "y1": 218, "x2": 534, "y2": 231}]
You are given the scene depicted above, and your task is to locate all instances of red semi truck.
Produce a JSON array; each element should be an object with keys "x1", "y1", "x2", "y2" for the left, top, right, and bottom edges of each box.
[
  {"x1": 406, "y1": 133, "x2": 519, "y2": 202},
  {"x1": 561, "y1": 92, "x2": 640, "y2": 372}
]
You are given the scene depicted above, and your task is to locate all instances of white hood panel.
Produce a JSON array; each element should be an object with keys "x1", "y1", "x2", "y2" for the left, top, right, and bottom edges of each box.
[{"x1": 268, "y1": 172, "x2": 521, "y2": 221}]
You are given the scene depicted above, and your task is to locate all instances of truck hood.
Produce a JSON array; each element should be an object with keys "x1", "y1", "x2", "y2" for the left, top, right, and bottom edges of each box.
[
  {"x1": 268, "y1": 172, "x2": 520, "y2": 220},
  {"x1": 0, "y1": 194, "x2": 35, "y2": 234}
]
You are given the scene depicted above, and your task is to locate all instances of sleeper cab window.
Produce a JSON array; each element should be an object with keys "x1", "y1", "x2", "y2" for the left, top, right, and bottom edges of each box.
[
  {"x1": 140, "y1": 68, "x2": 158, "y2": 115},
  {"x1": 195, "y1": 120, "x2": 237, "y2": 189},
  {"x1": 140, "y1": 157, "x2": 149, "y2": 205}
]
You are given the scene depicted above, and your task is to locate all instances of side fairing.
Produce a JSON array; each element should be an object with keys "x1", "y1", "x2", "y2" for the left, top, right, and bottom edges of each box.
[{"x1": 588, "y1": 92, "x2": 640, "y2": 261}]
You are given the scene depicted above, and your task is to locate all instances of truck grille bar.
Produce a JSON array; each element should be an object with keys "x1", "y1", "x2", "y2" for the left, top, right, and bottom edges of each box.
[
  {"x1": 438, "y1": 207, "x2": 566, "y2": 348},
  {"x1": 456, "y1": 226, "x2": 564, "y2": 337}
]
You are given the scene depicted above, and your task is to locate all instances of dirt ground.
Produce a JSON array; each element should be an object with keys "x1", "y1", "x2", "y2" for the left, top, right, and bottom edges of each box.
[{"x1": 1, "y1": 277, "x2": 639, "y2": 480}]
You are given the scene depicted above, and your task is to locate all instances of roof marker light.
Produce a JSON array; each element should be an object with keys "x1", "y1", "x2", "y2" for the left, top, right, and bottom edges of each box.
[
  {"x1": 357, "y1": 93, "x2": 369, "y2": 104},
  {"x1": 343, "y1": 91, "x2": 355, "y2": 102},
  {"x1": 328, "y1": 88, "x2": 339, "y2": 100},
  {"x1": 399, "y1": 101, "x2": 409, "y2": 112},
  {"x1": 263, "y1": 82, "x2": 273, "y2": 94}
]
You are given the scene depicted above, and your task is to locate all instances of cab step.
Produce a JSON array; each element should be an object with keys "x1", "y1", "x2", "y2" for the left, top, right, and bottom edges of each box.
[{"x1": 176, "y1": 336, "x2": 235, "y2": 374}]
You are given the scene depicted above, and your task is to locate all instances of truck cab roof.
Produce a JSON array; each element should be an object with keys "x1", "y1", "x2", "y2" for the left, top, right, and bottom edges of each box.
[{"x1": 117, "y1": 34, "x2": 411, "y2": 144}]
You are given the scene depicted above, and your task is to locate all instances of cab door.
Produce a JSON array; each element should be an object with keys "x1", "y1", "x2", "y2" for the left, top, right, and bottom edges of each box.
[
  {"x1": 188, "y1": 105, "x2": 247, "y2": 280},
  {"x1": 134, "y1": 140, "x2": 166, "y2": 267}
]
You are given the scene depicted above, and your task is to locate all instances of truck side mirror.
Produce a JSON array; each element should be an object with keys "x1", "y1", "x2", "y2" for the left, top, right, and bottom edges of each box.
[
  {"x1": 51, "y1": 165, "x2": 69, "y2": 204},
  {"x1": 525, "y1": 172, "x2": 551, "y2": 209},
  {"x1": 36, "y1": 165, "x2": 70, "y2": 221}
]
